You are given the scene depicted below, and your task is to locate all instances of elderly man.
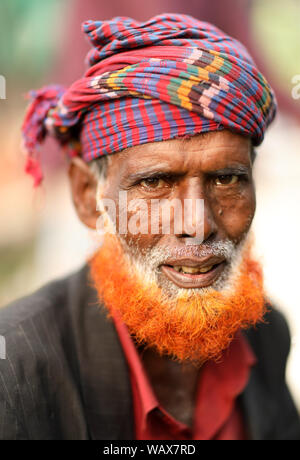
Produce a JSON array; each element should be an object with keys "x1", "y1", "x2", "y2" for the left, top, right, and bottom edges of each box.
[{"x1": 0, "y1": 14, "x2": 299, "y2": 440}]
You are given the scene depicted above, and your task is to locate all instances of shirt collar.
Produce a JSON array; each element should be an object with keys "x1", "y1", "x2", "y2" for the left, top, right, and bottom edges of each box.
[{"x1": 112, "y1": 312, "x2": 256, "y2": 438}]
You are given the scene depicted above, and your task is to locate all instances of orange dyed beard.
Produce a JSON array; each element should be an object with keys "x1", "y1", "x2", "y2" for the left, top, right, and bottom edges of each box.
[{"x1": 89, "y1": 234, "x2": 266, "y2": 364}]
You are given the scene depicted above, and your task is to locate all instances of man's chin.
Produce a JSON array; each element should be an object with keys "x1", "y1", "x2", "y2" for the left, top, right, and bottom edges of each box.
[{"x1": 89, "y1": 233, "x2": 267, "y2": 364}]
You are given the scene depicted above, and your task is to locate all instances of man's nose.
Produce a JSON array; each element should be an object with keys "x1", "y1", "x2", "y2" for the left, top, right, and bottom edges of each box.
[{"x1": 175, "y1": 178, "x2": 218, "y2": 243}]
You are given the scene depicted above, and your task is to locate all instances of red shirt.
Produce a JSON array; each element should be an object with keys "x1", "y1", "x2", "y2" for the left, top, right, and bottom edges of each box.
[{"x1": 113, "y1": 316, "x2": 256, "y2": 440}]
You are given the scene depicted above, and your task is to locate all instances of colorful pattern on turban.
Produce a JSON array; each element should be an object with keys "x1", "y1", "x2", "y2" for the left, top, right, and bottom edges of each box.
[{"x1": 22, "y1": 13, "x2": 277, "y2": 186}]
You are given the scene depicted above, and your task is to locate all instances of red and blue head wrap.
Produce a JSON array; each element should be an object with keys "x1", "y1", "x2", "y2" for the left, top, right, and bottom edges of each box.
[{"x1": 22, "y1": 13, "x2": 277, "y2": 186}]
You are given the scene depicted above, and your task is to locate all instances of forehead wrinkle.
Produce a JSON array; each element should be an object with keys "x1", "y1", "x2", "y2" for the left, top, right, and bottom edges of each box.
[
  {"x1": 182, "y1": 140, "x2": 252, "y2": 171},
  {"x1": 110, "y1": 131, "x2": 251, "y2": 177},
  {"x1": 121, "y1": 146, "x2": 185, "y2": 175}
]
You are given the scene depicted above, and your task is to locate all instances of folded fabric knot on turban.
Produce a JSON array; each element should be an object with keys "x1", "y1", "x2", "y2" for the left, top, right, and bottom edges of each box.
[{"x1": 21, "y1": 13, "x2": 277, "y2": 186}]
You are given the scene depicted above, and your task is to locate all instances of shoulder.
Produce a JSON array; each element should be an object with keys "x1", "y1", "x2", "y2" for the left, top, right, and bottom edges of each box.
[
  {"x1": 0, "y1": 264, "x2": 91, "y2": 339},
  {"x1": 0, "y1": 267, "x2": 88, "y2": 362},
  {"x1": 0, "y1": 273, "x2": 72, "y2": 336},
  {"x1": 246, "y1": 306, "x2": 291, "y2": 355},
  {"x1": 243, "y1": 305, "x2": 300, "y2": 440},
  {"x1": 0, "y1": 266, "x2": 90, "y2": 439},
  {"x1": 245, "y1": 306, "x2": 291, "y2": 384}
]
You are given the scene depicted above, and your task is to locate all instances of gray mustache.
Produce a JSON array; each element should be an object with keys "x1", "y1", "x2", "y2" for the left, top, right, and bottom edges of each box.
[{"x1": 142, "y1": 240, "x2": 235, "y2": 268}]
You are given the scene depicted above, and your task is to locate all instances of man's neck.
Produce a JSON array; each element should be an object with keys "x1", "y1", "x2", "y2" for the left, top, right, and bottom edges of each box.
[{"x1": 139, "y1": 347, "x2": 201, "y2": 428}]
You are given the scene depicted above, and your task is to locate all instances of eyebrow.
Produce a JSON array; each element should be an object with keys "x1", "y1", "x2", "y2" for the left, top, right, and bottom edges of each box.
[
  {"x1": 125, "y1": 163, "x2": 251, "y2": 183},
  {"x1": 205, "y1": 165, "x2": 251, "y2": 176},
  {"x1": 125, "y1": 167, "x2": 182, "y2": 183}
]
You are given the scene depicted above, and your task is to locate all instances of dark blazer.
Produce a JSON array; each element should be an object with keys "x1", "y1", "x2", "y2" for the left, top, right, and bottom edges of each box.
[{"x1": 0, "y1": 265, "x2": 299, "y2": 440}]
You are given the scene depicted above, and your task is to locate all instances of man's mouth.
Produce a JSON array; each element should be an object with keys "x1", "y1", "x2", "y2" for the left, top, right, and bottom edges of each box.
[{"x1": 160, "y1": 256, "x2": 226, "y2": 288}]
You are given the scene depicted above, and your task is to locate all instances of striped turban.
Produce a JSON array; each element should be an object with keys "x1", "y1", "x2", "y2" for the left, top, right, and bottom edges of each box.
[{"x1": 22, "y1": 13, "x2": 277, "y2": 186}]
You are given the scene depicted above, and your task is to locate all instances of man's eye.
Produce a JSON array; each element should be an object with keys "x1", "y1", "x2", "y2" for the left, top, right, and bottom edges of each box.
[
  {"x1": 140, "y1": 177, "x2": 167, "y2": 189},
  {"x1": 214, "y1": 174, "x2": 239, "y2": 186}
]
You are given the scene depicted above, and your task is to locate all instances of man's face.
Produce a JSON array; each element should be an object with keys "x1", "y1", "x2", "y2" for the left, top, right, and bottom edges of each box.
[
  {"x1": 72, "y1": 129, "x2": 264, "y2": 362},
  {"x1": 97, "y1": 130, "x2": 255, "y2": 293}
]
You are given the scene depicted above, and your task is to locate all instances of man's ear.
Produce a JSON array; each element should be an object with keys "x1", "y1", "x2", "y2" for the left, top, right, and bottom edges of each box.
[{"x1": 68, "y1": 157, "x2": 99, "y2": 229}]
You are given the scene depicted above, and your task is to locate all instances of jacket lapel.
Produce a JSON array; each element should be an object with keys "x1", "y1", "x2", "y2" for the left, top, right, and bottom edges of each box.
[
  {"x1": 241, "y1": 365, "x2": 278, "y2": 440},
  {"x1": 69, "y1": 266, "x2": 134, "y2": 440}
]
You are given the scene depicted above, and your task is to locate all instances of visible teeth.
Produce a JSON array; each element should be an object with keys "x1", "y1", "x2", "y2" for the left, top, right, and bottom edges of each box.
[
  {"x1": 199, "y1": 265, "x2": 213, "y2": 273},
  {"x1": 182, "y1": 266, "x2": 202, "y2": 274},
  {"x1": 173, "y1": 266, "x2": 182, "y2": 272},
  {"x1": 173, "y1": 265, "x2": 214, "y2": 274}
]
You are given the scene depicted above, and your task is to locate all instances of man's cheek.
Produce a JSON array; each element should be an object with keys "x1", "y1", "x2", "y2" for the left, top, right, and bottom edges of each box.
[
  {"x1": 220, "y1": 198, "x2": 255, "y2": 240},
  {"x1": 116, "y1": 201, "x2": 162, "y2": 252}
]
